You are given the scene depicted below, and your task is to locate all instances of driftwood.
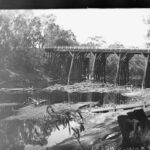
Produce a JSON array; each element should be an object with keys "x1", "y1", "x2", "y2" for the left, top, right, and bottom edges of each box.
[
  {"x1": 0, "y1": 103, "x2": 18, "y2": 107},
  {"x1": 91, "y1": 102, "x2": 150, "y2": 113},
  {"x1": 117, "y1": 109, "x2": 150, "y2": 149},
  {"x1": 27, "y1": 97, "x2": 47, "y2": 106},
  {"x1": 0, "y1": 87, "x2": 35, "y2": 93}
]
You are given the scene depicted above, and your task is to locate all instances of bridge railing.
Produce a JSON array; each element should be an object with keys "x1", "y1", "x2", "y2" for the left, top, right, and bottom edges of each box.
[{"x1": 45, "y1": 46, "x2": 150, "y2": 54}]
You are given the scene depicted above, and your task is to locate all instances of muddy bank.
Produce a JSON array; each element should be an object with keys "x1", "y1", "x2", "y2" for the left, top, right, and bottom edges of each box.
[
  {"x1": 46, "y1": 108, "x2": 150, "y2": 150},
  {"x1": 3, "y1": 101, "x2": 98, "y2": 121},
  {"x1": 43, "y1": 81, "x2": 133, "y2": 93},
  {"x1": 1, "y1": 85, "x2": 150, "y2": 150},
  {"x1": 43, "y1": 81, "x2": 150, "y2": 98}
]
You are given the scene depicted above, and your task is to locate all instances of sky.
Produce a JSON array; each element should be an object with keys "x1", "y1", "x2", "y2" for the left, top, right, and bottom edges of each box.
[{"x1": 31, "y1": 9, "x2": 150, "y2": 48}]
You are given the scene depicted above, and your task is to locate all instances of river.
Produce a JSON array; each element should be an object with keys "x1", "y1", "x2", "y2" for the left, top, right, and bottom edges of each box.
[{"x1": 0, "y1": 81, "x2": 143, "y2": 150}]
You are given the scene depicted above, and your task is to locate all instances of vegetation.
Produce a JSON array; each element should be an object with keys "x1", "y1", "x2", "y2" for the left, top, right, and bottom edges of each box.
[
  {"x1": 0, "y1": 10, "x2": 150, "y2": 150},
  {"x1": 0, "y1": 10, "x2": 78, "y2": 87},
  {"x1": 0, "y1": 10, "x2": 148, "y2": 88}
]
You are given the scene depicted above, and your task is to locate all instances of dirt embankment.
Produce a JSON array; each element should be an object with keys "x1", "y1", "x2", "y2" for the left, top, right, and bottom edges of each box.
[{"x1": 47, "y1": 108, "x2": 150, "y2": 150}]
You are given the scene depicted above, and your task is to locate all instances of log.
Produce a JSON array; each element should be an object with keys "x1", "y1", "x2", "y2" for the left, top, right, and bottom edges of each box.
[
  {"x1": 27, "y1": 97, "x2": 47, "y2": 106},
  {"x1": 0, "y1": 103, "x2": 18, "y2": 107},
  {"x1": 90, "y1": 101, "x2": 150, "y2": 113}
]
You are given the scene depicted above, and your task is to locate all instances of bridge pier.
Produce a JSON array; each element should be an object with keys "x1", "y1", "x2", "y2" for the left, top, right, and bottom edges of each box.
[
  {"x1": 71, "y1": 53, "x2": 84, "y2": 82},
  {"x1": 88, "y1": 53, "x2": 107, "y2": 82},
  {"x1": 81, "y1": 53, "x2": 90, "y2": 80},
  {"x1": 67, "y1": 52, "x2": 88, "y2": 84},
  {"x1": 94, "y1": 53, "x2": 107, "y2": 82},
  {"x1": 59, "y1": 53, "x2": 70, "y2": 80},
  {"x1": 115, "y1": 53, "x2": 133, "y2": 86},
  {"x1": 49, "y1": 52, "x2": 62, "y2": 80},
  {"x1": 80, "y1": 53, "x2": 89, "y2": 80},
  {"x1": 89, "y1": 52, "x2": 96, "y2": 80},
  {"x1": 67, "y1": 52, "x2": 74, "y2": 85},
  {"x1": 142, "y1": 54, "x2": 150, "y2": 88}
]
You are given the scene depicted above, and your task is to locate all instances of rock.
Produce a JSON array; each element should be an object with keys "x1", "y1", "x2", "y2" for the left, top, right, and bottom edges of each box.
[{"x1": 117, "y1": 109, "x2": 150, "y2": 149}]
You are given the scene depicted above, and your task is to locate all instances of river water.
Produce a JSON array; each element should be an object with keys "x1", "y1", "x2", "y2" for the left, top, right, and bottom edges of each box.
[{"x1": 0, "y1": 84, "x2": 133, "y2": 150}]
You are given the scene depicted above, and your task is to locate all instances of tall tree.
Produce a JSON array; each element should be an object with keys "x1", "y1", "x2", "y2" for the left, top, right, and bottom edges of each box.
[{"x1": 81, "y1": 36, "x2": 106, "y2": 47}]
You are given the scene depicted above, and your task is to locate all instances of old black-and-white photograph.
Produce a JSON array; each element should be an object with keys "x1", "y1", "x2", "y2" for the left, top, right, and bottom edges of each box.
[{"x1": 1, "y1": 9, "x2": 150, "y2": 150}]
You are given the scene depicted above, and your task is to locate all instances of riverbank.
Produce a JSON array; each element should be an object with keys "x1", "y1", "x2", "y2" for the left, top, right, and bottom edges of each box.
[
  {"x1": 1, "y1": 85, "x2": 150, "y2": 150},
  {"x1": 46, "y1": 107, "x2": 150, "y2": 150},
  {"x1": 2, "y1": 93, "x2": 150, "y2": 150}
]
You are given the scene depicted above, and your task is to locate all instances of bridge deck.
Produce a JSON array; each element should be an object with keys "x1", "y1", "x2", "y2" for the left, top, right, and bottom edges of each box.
[{"x1": 45, "y1": 47, "x2": 150, "y2": 54}]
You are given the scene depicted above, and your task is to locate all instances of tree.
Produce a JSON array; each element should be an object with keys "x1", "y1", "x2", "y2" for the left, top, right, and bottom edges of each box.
[
  {"x1": 0, "y1": 13, "x2": 14, "y2": 69},
  {"x1": 143, "y1": 17, "x2": 150, "y2": 48},
  {"x1": 105, "y1": 42, "x2": 125, "y2": 83},
  {"x1": 54, "y1": 29, "x2": 78, "y2": 46},
  {"x1": 108, "y1": 42, "x2": 124, "y2": 49},
  {"x1": 0, "y1": 11, "x2": 79, "y2": 87},
  {"x1": 44, "y1": 22, "x2": 78, "y2": 47},
  {"x1": 81, "y1": 36, "x2": 106, "y2": 47}
]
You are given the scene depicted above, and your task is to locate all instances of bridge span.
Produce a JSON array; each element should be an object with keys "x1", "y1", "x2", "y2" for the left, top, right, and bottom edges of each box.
[{"x1": 45, "y1": 47, "x2": 150, "y2": 88}]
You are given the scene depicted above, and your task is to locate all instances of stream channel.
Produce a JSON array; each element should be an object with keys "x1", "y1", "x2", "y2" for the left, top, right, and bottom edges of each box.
[{"x1": 0, "y1": 82, "x2": 137, "y2": 150}]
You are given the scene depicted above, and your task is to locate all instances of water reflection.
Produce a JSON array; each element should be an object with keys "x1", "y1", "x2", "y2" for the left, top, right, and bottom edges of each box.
[
  {"x1": 0, "y1": 91, "x2": 130, "y2": 106},
  {"x1": 0, "y1": 106, "x2": 15, "y2": 120},
  {"x1": 0, "y1": 118, "x2": 78, "y2": 150},
  {"x1": 0, "y1": 90, "x2": 131, "y2": 150},
  {"x1": 0, "y1": 119, "x2": 51, "y2": 150}
]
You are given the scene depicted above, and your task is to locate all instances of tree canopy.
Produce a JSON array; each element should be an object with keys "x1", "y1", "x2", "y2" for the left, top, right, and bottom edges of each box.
[
  {"x1": 0, "y1": 11, "x2": 78, "y2": 87},
  {"x1": 0, "y1": 10, "x2": 147, "y2": 87}
]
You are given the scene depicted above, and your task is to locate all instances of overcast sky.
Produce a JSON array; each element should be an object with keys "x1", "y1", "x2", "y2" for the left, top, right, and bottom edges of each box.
[{"x1": 32, "y1": 9, "x2": 150, "y2": 48}]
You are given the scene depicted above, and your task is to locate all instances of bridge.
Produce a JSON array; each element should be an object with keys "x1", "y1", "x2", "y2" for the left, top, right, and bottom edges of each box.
[{"x1": 45, "y1": 47, "x2": 150, "y2": 88}]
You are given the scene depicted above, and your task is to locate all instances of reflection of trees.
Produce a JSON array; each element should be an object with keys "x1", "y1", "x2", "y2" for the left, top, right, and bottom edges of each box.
[
  {"x1": 115, "y1": 93, "x2": 127, "y2": 105},
  {"x1": 0, "y1": 118, "x2": 56, "y2": 150}
]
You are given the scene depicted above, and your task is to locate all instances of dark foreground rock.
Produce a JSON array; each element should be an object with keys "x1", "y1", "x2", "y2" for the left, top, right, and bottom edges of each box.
[{"x1": 118, "y1": 109, "x2": 150, "y2": 150}]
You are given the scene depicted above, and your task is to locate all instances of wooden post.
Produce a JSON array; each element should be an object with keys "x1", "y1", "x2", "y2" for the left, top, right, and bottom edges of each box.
[
  {"x1": 115, "y1": 53, "x2": 133, "y2": 86},
  {"x1": 142, "y1": 54, "x2": 149, "y2": 89},
  {"x1": 94, "y1": 53, "x2": 107, "y2": 82},
  {"x1": 94, "y1": 54, "x2": 98, "y2": 80},
  {"x1": 78, "y1": 54, "x2": 84, "y2": 82},
  {"x1": 115, "y1": 53, "x2": 121, "y2": 86},
  {"x1": 102, "y1": 54, "x2": 106, "y2": 83},
  {"x1": 90, "y1": 53, "x2": 96, "y2": 80},
  {"x1": 82, "y1": 53, "x2": 89, "y2": 80},
  {"x1": 67, "y1": 52, "x2": 74, "y2": 85}
]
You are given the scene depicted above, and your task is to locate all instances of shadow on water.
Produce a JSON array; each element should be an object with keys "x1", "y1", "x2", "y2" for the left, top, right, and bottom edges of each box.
[{"x1": 0, "y1": 90, "x2": 131, "y2": 150}]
